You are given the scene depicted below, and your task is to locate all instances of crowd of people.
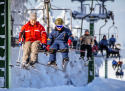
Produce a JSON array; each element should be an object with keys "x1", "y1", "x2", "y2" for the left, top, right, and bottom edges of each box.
[{"x1": 79, "y1": 29, "x2": 119, "y2": 59}]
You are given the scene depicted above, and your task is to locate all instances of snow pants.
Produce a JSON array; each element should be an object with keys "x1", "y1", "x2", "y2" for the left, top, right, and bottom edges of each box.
[
  {"x1": 80, "y1": 44, "x2": 92, "y2": 58},
  {"x1": 22, "y1": 41, "x2": 40, "y2": 63},
  {"x1": 92, "y1": 46, "x2": 98, "y2": 52},
  {"x1": 49, "y1": 41, "x2": 69, "y2": 61},
  {"x1": 100, "y1": 45, "x2": 109, "y2": 58},
  {"x1": 109, "y1": 41, "x2": 115, "y2": 48}
]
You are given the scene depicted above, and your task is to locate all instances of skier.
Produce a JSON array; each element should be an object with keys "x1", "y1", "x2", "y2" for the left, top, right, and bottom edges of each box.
[
  {"x1": 46, "y1": 18, "x2": 74, "y2": 67},
  {"x1": 92, "y1": 36, "x2": 98, "y2": 56},
  {"x1": 112, "y1": 59, "x2": 117, "y2": 70},
  {"x1": 116, "y1": 69, "x2": 124, "y2": 78},
  {"x1": 99, "y1": 35, "x2": 109, "y2": 58},
  {"x1": 109, "y1": 35, "x2": 116, "y2": 48},
  {"x1": 19, "y1": 12, "x2": 47, "y2": 69},
  {"x1": 79, "y1": 30, "x2": 94, "y2": 61},
  {"x1": 117, "y1": 60, "x2": 123, "y2": 68},
  {"x1": 120, "y1": 69, "x2": 124, "y2": 78}
]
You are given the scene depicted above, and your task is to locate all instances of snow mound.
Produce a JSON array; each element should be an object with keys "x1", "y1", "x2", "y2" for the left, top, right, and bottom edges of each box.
[
  {"x1": 11, "y1": 47, "x2": 88, "y2": 88},
  {"x1": 1, "y1": 78, "x2": 125, "y2": 91}
]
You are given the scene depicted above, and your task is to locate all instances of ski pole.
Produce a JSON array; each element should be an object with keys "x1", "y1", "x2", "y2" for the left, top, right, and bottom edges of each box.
[
  {"x1": 17, "y1": 46, "x2": 22, "y2": 63},
  {"x1": 17, "y1": 35, "x2": 23, "y2": 64},
  {"x1": 20, "y1": 35, "x2": 23, "y2": 63}
]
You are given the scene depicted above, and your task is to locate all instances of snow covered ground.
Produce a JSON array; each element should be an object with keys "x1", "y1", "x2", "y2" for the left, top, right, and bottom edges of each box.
[
  {"x1": 10, "y1": 47, "x2": 125, "y2": 89},
  {"x1": 11, "y1": 47, "x2": 88, "y2": 88},
  {"x1": 6, "y1": 46, "x2": 124, "y2": 91},
  {"x1": 1, "y1": 77, "x2": 125, "y2": 91}
]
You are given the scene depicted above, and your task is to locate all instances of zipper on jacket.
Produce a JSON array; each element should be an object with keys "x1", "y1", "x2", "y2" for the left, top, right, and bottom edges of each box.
[{"x1": 63, "y1": 33, "x2": 65, "y2": 40}]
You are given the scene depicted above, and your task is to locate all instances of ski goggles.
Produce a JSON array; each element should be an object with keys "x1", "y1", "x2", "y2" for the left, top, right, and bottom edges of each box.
[{"x1": 56, "y1": 25, "x2": 63, "y2": 28}]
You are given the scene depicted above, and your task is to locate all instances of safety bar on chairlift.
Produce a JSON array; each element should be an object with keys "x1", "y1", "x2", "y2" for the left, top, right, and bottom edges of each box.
[
  {"x1": 114, "y1": 27, "x2": 118, "y2": 39},
  {"x1": 50, "y1": 3, "x2": 73, "y2": 31},
  {"x1": 96, "y1": 0, "x2": 108, "y2": 41},
  {"x1": 108, "y1": 22, "x2": 114, "y2": 40},
  {"x1": 25, "y1": 9, "x2": 45, "y2": 24},
  {"x1": 99, "y1": 20, "x2": 107, "y2": 41},
  {"x1": 95, "y1": 33, "x2": 116, "y2": 41},
  {"x1": 93, "y1": 4, "x2": 101, "y2": 14},
  {"x1": 81, "y1": 0, "x2": 94, "y2": 37}
]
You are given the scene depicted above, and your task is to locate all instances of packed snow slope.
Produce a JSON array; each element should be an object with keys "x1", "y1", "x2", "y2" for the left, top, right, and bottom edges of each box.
[
  {"x1": 11, "y1": 47, "x2": 88, "y2": 88},
  {"x1": 1, "y1": 78, "x2": 125, "y2": 91},
  {"x1": 10, "y1": 47, "x2": 125, "y2": 89}
]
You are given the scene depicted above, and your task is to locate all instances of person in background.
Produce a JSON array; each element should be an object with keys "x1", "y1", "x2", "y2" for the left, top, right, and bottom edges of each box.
[
  {"x1": 112, "y1": 59, "x2": 117, "y2": 70},
  {"x1": 92, "y1": 36, "x2": 98, "y2": 55},
  {"x1": 109, "y1": 35, "x2": 116, "y2": 48},
  {"x1": 99, "y1": 35, "x2": 109, "y2": 58},
  {"x1": 117, "y1": 60, "x2": 123, "y2": 68},
  {"x1": 79, "y1": 30, "x2": 94, "y2": 61}
]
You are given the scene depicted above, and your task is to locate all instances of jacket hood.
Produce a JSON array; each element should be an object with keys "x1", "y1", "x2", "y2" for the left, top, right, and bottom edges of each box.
[{"x1": 103, "y1": 35, "x2": 106, "y2": 39}]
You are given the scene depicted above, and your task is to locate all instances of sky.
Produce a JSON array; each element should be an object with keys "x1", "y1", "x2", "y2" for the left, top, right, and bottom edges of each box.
[{"x1": 26, "y1": 0, "x2": 125, "y2": 45}]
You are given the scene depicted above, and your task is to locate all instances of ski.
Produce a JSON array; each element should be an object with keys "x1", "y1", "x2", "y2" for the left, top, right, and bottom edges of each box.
[
  {"x1": 35, "y1": 62, "x2": 63, "y2": 72},
  {"x1": 16, "y1": 61, "x2": 67, "y2": 72},
  {"x1": 9, "y1": 63, "x2": 36, "y2": 73},
  {"x1": 28, "y1": 66, "x2": 41, "y2": 73},
  {"x1": 16, "y1": 61, "x2": 41, "y2": 73}
]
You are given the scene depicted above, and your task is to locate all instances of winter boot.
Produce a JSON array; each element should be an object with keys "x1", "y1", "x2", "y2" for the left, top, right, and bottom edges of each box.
[
  {"x1": 21, "y1": 62, "x2": 29, "y2": 70},
  {"x1": 87, "y1": 57, "x2": 90, "y2": 61},
  {"x1": 82, "y1": 57, "x2": 85, "y2": 60},
  {"x1": 47, "y1": 61, "x2": 57, "y2": 67},
  {"x1": 28, "y1": 61, "x2": 36, "y2": 69},
  {"x1": 79, "y1": 56, "x2": 85, "y2": 60},
  {"x1": 62, "y1": 58, "x2": 69, "y2": 72}
]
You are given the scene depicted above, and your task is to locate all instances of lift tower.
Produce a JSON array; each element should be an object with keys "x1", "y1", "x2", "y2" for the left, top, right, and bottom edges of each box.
[{"x1": 0, "y1": 0, "x2": 11, "y2": 88}]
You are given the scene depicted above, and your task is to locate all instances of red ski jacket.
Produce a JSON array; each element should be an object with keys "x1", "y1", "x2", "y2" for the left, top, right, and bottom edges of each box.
[{"x1": 19, "y1": 21, "x2": 47, "y2": 44}]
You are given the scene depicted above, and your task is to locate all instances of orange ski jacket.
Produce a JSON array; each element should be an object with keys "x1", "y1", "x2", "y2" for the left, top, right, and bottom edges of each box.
[{"x1": 19, "y1": 21, "x2": 47, "y2": 44}]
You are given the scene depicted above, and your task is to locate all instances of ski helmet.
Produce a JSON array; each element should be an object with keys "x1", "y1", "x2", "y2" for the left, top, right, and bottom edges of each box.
[{"x1": 55, "y1": 18, "x2": 64, "y2": 25}]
